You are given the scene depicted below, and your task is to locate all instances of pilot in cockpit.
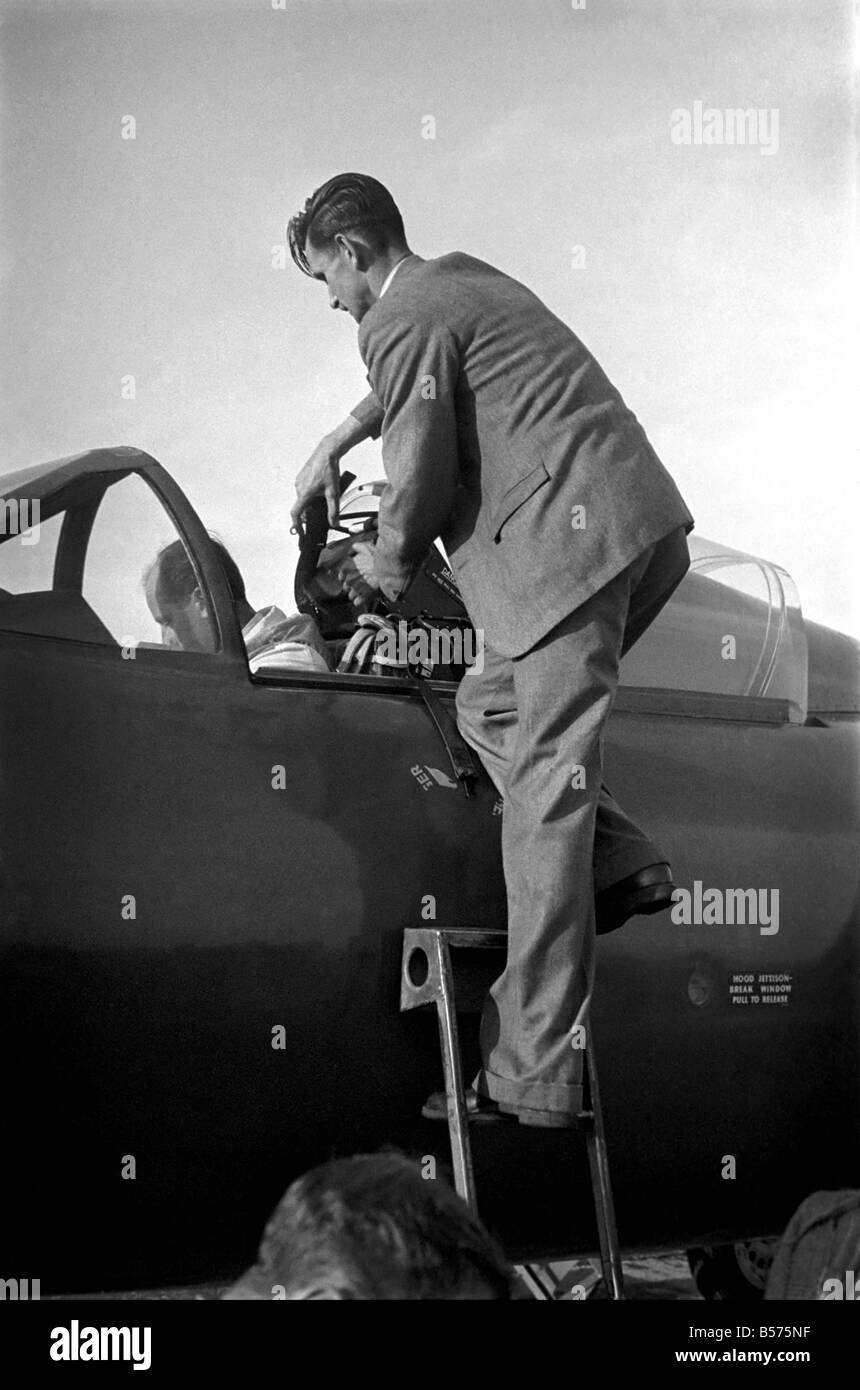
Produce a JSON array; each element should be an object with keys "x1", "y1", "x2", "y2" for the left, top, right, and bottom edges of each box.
[{"x1": 143, "y1": 537, "x2": 332, "y2": 673}]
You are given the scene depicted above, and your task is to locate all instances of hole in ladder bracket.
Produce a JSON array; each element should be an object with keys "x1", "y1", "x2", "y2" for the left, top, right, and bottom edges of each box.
[{"x1": 405, "y1": 947, "x2": 429, "y2": 989}]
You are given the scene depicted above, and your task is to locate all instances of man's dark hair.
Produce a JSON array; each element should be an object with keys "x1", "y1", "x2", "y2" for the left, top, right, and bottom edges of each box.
[
  {"x1": 149, "y1": 536, "x2": 247, "y2": 607},
  {"x1": 234, "y1": 1152, "x2": 514, "y2": 1300},
  {"x1": 287, "y1": 173, "x2": 406, "y2": 276}
]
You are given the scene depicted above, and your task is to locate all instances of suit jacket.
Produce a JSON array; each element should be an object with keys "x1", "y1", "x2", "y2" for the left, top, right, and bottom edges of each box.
[{"x1": 352, "y1": 252, "x2": 694, "y2": 659}]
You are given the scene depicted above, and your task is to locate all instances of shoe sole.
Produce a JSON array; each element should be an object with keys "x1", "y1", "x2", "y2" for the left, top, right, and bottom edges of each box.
[
  {"x1": 498, "y1": 1102, "x2": 580, "y2": 1128},
  {"x1": 421, "y1": 1101, "x2": 503, "y2": 1122},
  {"x1": 422, "y1": 1103, "x2": 579, "y2": 1128},
  {"x1": 596, "y1": 887, "x2": 677, "y2": 934}
]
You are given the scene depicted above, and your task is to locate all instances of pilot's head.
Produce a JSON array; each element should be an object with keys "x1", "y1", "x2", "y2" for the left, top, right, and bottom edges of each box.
[
  {"x1": 223, "y1": 1152, "x2": 514, "y2": 1301},
  {"x1": 288, "y1": 173, "x2": 410, "y2": 323},
  {"x1": 144, "y1": 537, "x2": 253, "y2": 652}
]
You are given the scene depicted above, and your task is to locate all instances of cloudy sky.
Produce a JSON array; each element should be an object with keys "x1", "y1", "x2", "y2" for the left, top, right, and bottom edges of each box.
[{"x1": 1, "y1": 0, "x2": 857, "y2": 636}]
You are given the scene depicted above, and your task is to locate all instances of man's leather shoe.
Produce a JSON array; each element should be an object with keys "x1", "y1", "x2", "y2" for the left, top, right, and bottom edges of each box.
[
  {"x1": 421, "y1": 1088, "x2": 500, "y2": 1121},
  {"x1": 422, "y1": 1089, "x2": 578, "y2": 1128},
  {"x1": 595, "y1": 862, "x2": 676, "y2": 935}
]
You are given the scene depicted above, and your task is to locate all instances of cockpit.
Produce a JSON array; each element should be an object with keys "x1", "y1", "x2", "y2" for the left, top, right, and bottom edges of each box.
[
  {"x1": 619, "y1": 535, "x2": 809, "y2": 723},
  {"x1": 1, "y1": 451, "x2": 852, "y2": 729}
]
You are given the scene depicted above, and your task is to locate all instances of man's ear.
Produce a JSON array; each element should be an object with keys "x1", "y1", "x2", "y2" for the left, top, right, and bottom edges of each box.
[
  {"x1": 192, "y1": 586, "x2": 209, "y2": 618},
  {"x1": 334, "y1": 231, "x2": 371, "y2": 271}
]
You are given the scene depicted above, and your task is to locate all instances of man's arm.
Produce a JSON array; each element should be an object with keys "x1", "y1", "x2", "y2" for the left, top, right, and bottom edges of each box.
[
  {"x1": 361, "y1": 315, "x2": 460, "y2": 602},
  {"x1": 290, "y1": 392, "x2": 385, "y2": 533},
  {"x1": 347, "y1": 390, "x2": 384, "y2": 442}
]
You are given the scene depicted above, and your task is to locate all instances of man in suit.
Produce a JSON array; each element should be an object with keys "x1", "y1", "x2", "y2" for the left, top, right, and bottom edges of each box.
[{"x1": 288, "y1": 174, "x2": 694, "y2": 1126}]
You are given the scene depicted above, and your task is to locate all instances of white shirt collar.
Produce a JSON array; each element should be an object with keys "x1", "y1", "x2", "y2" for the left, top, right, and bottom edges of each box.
[{"x1": 379, "y1": 255, "x2": 410, "y2": 298}]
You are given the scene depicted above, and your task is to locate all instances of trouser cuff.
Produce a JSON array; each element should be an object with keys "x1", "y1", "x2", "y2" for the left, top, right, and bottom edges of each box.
[{"x1": 473, "y1": 1066, "x2": 583, "y2": 1117}]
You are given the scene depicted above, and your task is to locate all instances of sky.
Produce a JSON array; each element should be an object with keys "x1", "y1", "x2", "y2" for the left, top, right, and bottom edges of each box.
[{"x1": 1, "y1": 0, "x2": 857, "y2": 637}]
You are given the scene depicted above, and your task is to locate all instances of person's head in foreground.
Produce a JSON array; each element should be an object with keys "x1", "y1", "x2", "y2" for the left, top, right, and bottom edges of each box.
[
  {"x1": 144, "y1": 537, "x2": 253, "y2": 652},
  {"x1": 223, "y1": 1152, "x2": 515, "y2": 1300},
  {"x1": 288, "y1": 172, "x2": 410, "y2": 324}
]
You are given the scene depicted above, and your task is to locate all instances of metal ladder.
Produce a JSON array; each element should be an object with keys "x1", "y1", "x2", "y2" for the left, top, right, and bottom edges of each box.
[{"x1": 400, "y1": 925, "x2": 625, "y2": 1300}]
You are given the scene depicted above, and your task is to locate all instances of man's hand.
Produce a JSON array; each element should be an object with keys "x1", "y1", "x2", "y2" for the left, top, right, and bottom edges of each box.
[
  {"x1": 337, "y1": 540, "x2": 381, "y2": 613},
  {"x1": 290, "y1": 410, "x2": 378, "y2": 537},
  {"x1": 291, "y1": 438, "x2": 343, "y2": 537}
]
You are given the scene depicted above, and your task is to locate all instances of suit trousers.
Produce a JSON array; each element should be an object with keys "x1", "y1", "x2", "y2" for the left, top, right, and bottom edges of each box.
[{"x1": 455, "y1": 524, "x2": 691, "y2": 1114}]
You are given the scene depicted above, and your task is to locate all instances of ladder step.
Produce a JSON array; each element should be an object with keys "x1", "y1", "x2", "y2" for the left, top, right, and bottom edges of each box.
[
  {"x1": 401, "y1": 926, "x2": 506, "y2": 1011},
  {"x1": 399, "y1": 925, "x2": 626, "y2": 1300},
  {"x1": 419, "y1": 927, "x2": 507, "y2": 948}
]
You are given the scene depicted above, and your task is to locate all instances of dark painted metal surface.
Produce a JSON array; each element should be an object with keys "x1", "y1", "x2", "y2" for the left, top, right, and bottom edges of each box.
[{"x1": 1, "y1": 449, "x2": 858, "y2": 1293}]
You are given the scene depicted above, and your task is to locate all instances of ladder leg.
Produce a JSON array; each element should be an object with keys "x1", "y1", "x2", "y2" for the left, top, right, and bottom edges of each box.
[
  {"x1": 431, "y1": 933, "x2": 479, "y2": 1215},
  {"x1": 584, "y1": 1041, "x2": 625, "y2": 1300}
]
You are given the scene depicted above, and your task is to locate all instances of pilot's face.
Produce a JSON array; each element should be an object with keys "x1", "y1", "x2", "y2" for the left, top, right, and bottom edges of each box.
[
  {"x1": 145, "y1": 565, "x2": 213, "y2": 653},
  {"x1": 304, "y1": 236, "x2": 373, "y2": 323}
]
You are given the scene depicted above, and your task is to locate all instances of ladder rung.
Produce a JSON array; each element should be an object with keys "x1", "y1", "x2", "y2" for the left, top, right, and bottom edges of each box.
[{"x1": 405, "y1": 926, "x2": 507, "y2": 949}]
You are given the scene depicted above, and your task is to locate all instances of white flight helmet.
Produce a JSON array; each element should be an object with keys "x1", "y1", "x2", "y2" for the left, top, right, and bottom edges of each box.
[{"x1": 338, "y1": 480, "x2": 385, "y2": 534}]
